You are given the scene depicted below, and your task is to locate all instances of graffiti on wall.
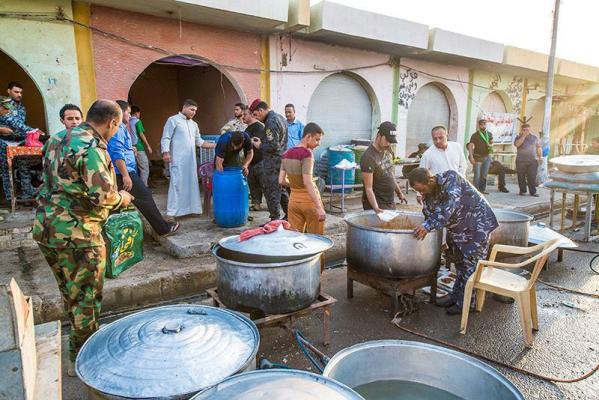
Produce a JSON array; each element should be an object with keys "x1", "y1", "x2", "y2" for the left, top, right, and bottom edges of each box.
[
  {"x1": 399, "y1": 69, "x2": 418, "y2": 110},
  {"x1": 506, "y1": 76, "x2": 524, "y2": 115}
]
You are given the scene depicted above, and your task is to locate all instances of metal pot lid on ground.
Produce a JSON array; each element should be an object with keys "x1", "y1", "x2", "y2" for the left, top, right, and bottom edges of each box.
[
  {"x1": 218, "y1": 226, "x2": 333, "y2": 258},
  {"x1": 549, "y1": 155, "x2": 599, "y2": 173},
  {"x1": 76, "y1": 305, "x2": 259, "y2": 399},
  {"x1": 191, "y1": 370, "x2": 364, "y2": 400}
]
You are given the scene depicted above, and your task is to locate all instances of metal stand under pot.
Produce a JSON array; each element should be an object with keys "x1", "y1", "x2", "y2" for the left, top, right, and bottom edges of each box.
[{"x1": 344, "y1": 211, "x2": 444, "y2": 314}]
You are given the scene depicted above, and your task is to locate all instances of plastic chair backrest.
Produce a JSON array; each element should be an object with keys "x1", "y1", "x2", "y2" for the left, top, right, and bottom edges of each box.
[{"x1": 526, "y1": 238, "x2": 560, "y2": 290}]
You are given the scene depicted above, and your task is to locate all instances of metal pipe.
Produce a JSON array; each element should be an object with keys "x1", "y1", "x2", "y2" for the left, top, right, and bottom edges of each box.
[{"x1": 542, "y1": 0, "x2": 561, "y2": 148}]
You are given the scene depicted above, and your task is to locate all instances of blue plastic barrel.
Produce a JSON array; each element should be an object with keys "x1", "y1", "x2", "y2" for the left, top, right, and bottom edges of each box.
[
  {"x1": 327, "y1": 145, "x2": 355, "y2": 193},
  {"x1": 212, "y1": 168, "x2": 249, "y2": 228}
]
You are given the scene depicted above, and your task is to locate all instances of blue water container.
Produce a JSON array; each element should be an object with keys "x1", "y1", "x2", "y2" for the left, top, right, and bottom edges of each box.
[
  {"x1": 212, "y1": 168, "x2": 249, "y2": 228},
  {"x1": 327, "y1": 145, "x2": 356, "y2": 193}
]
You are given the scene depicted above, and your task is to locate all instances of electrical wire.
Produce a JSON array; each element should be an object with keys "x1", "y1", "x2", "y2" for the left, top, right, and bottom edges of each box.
[{"x1": 0, "y1": 11, "x2": 570, "y2": 97}]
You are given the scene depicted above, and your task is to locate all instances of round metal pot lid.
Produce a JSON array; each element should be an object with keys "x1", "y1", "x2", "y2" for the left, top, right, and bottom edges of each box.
[
  {"x1": 218, "y1": 226, "x2": 333, "y2": 258},
  {"x1": 191, "y1": 370, "x2": 364, "y2": 400},
  {"x1": 550, "y1": 155, "x2": 599, "y2": 172},
  {"x1": 76, "y1": 305, "x2": 259, "y2": 399}
]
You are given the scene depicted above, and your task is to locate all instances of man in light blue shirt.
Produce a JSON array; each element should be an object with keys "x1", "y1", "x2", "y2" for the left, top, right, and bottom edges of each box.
[
  {"x1": 108, "y1": 100, "x2": 178, "y2": 237},
  {"x1": 285, "y1": 103, "x2": 305, "y2": 150}
]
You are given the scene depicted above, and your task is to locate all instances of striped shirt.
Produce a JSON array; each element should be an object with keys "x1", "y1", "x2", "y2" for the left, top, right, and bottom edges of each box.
[{"x1": 281, "y1": 146, "x2": 316, "y2": 193}]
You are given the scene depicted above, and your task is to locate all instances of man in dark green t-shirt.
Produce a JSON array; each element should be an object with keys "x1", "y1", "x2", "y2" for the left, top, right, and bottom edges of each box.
[{"x1": 129, "y1": 105, "x2": 153, "y2": 186}]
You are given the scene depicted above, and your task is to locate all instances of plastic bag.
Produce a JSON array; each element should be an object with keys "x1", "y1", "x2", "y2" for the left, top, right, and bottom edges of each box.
[{"x1": 103, "y1": 208, "x2": 143, "y2": 278}]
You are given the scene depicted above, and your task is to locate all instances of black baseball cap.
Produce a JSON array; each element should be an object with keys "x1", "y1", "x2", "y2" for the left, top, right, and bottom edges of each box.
[{"x1": 378, "y1": 121, "x2": 398, "y2": 143}]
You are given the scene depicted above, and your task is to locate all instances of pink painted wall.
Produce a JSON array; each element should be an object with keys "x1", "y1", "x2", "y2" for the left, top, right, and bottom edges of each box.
[{"x1": 90, "y1": 5, "x2": 260, "y2": 104}]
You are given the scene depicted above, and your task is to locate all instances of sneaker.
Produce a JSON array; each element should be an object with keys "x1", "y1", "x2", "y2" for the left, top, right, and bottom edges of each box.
[
  {"x1": 499, "y1": 187, "x2": 509, "y2": 193},
  {"x1": 531, "y1": 193, "x2": 539, "y2": 197},
  {"x1": 161, "y1": 222, "x2": 180, "y2": 237},
  {"x1": 446, "y1": 304, "x2": 462, "y2": 315},
  {"x1": 435, "y1": 296, "x2": 455, "y2": 308}
]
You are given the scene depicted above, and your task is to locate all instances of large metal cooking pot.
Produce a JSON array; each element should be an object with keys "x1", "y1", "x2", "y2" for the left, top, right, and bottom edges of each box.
[
  {"x1": 550, "y1": 155, "x2": 599, "y2": 173},
  {"x1": 489, "y1": 209, "x2": 533, "y2": 251},
  {"x1": 344, "y1": 210, "x2": 442, "y2": 278},
  {"x1": 191, "y1": 369, "x2": 364, "y2": 399},
  {"x1": 213, "y1": 227, "x2": 333, "y2": 314},
  {"x1": 77, "y1": 305, "x2": 259, "y2": 400},
  {"x1": 323, "y1": 340, "x2": 524, "y2": 400}
]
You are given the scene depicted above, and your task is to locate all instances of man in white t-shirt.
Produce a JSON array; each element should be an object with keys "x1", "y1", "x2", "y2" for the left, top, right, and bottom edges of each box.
[
  {"x1": 418, "y1": 125, "x2": 467, "y2": 204},
  {"x1": 419, "y1": 125, "x2": 467, "y2": 176}
]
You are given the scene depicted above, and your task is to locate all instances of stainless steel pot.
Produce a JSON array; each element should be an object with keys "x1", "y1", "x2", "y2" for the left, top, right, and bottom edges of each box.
[
  {"x1": 213, "y1": 228, "x2": 333, "y2": 314},
  {"x1": 344, "y1": 210, "x2": 442, "y2": 278},
  {"x1": 77, "y1": 305, "x2": 259, "y2": 400},
  {"x1": 214, "y1": 246, "x2": 322, "y2": 314},
  {"x1": 489, "y1": 209, "x2": 533, "y2": 250},
  {"x1": 549, "y1": 155, "x2": 599, "y2": 173},
  {"x1": 323, "y1": 340, "x2": 524, "y2": 400},
  {"x1": 191, "y1": 369, "x2": 364, "y2": 400}
]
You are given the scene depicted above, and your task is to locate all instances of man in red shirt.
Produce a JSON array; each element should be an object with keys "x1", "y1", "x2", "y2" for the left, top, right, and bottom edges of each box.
[{"x1": 279, "y1": 123, "x2": 325, "y2": 234}]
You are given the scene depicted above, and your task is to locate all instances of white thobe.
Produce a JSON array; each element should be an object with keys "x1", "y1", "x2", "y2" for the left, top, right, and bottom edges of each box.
[
  {"x1": 419, "y1": 142, "x2": 467, "y2": 176},
  {"x1": 161, "y1": 113, "x2": 204, "y2": 217}
]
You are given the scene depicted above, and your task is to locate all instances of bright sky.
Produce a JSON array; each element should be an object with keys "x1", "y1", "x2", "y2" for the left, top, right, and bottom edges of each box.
[{"x1": 311, "y1": 0, "x2": 598, "y2": 67}]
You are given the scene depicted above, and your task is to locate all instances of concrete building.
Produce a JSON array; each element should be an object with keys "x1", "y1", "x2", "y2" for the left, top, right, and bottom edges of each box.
[{"x1": 0, "y1": 0, "x2": 597, "y2": 158}]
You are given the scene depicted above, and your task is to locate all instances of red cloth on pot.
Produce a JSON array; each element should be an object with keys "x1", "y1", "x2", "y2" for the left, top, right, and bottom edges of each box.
[{"x1": 239, "y1": 220, "x2": 291, "y2": 242}]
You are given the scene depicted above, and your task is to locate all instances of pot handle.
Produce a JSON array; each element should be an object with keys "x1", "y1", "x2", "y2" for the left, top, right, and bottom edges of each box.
[{"x1": 294, "y1": 329, "x2": 330, "y2": 373}]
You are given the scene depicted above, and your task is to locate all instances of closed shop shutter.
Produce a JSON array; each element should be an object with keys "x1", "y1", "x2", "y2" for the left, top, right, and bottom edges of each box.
[{"x1": 406, "y1": 83, "x2": 450, "y2": 154}]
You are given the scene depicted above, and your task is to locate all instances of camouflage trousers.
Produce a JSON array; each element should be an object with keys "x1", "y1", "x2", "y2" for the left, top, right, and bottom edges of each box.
[
  {"x1": 38, "y1": 244, "x2": 106, "y2": 362},
  {"x1": 447, "y1": 237, "x2": 489, "y2": 307},
  {"x1": 0, "y1": 139, "x2": 34, "y2": 201}
]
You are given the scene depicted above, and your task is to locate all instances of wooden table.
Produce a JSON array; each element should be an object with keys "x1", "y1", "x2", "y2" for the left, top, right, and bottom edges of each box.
[{"x1": 6, "y1": 146, "x2": 42, "y2": 212}]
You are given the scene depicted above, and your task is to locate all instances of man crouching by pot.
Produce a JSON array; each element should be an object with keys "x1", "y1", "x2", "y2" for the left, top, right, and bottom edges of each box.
[{"x1": 408, "y1": 168, "x2": 498, "y2": 315}]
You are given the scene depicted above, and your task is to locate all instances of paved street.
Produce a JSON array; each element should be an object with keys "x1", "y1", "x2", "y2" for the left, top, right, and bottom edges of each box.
[{"x1": 60, "y1": 241, "x2": 599, "y2": 399}]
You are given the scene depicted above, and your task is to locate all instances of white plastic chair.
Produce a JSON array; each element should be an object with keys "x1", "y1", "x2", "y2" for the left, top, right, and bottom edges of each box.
[{"x1": 460, "y1": 238, "x2": 560, "y2": 347}]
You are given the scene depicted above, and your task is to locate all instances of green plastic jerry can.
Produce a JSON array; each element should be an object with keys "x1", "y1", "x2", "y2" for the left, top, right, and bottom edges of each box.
[{"x1": 103, "y1": 208, "x2": 143, "y2": 278}]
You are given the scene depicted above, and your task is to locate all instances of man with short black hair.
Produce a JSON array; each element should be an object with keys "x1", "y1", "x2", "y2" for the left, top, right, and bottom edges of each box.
[
  {"x1": 468, "y1": 119, "x2": 494, "y2": 194},
  {"x1": 514, "y1": 123, "x2": 542, "y2": 197},
  {"x1": 108, "y1": 100, "x2": 178, "y2": 236},
  {"x1": 59, "y1": 104, "x2": 83, "y2": 129},
  {"x1": 285, "y1": 103, "x2": 304, "y2": 149},
  {"x1": 214, "y1": 130, "x2": 253, "y2": 174},
  {"x1": 361, "y1": 121, "x2": 407, "y2": 212},
  {"x1": 249, "y1": 99, "x2": 289, "y2": 221},
  {"x1": 0, "y1": 84, "x2": 40, "y2": 203},
  {"x1": 243, "y1": 108, "x2": 265, "y2": 210},
  {"x1": 33, "y1": 99, "x2": 134, "y2": 375},
  {"x1": 129, "y1": 105, "x2": 152, "y2": 186},
  {"x1": 161, "y1": 99, "x2": 216, "y2": 217},
  {"x1": 220, "y1": 103, "x2": 247, "y2": 134},
  {"x1": 280, "y1": 122, "x2": 326, "y2": 234},
  {"x1": 409, "y1": 167, "x2": 498, "y2": 315}
]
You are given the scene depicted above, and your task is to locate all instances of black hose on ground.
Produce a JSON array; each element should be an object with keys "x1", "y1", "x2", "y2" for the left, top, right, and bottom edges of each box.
[{"x1": 391, "y1": 320, "x2": 599, "y2": 384}]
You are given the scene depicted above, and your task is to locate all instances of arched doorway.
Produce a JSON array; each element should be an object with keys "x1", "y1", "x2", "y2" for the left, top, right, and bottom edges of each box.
[
  {"x1": 307, "y1": 73, "x2": 377, "y2": 158},
  {"x1": 128, "y1": 56, "x2": 243, "y2": 160},
  {"x1": 406, "y1": 83, "x2": 454, "y2": 153},
  {"x1": 482, "y1": 91, "x2": 508, "y2": 114},
  {"x1": 0, "y1": 50, "x2": 47, "y2": 132}
]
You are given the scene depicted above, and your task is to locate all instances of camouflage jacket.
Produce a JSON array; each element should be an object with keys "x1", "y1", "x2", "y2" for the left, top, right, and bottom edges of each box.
[
  {"x1": 262, "y1": 110, "x2": 288, "y2": 159},
  {"x1": 422, "y1": 170, "x2": 498, "y2": 256},
  {"x1": 220, "y1": 117, "x2": 247, "y2": 134},
  {"x1": 33, "y1": 123, "x2": 123, "y2": 248},
  {"x1": 0, "y1": 100, "x2": 33, "y2": 137}
]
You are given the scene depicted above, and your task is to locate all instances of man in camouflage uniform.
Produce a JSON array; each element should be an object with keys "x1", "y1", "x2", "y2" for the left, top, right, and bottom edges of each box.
[
  {"x1": 32, "y1": 100, "x2": 133, "y2": 374},
  {"x1": 0, "y1": 82, "x2": 41, "y2": 202},
  {"x1": 249, "y1": 99, "x2": 289, "y2": 221},
  {"x1": 409, "y1": 167, "x2": 498, "y2": 315},
  {"x1": 220, "y1": 102, "x2": 248, "y2": 134}
]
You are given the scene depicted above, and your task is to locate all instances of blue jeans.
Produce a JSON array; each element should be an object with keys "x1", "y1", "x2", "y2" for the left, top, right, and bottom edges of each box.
[{"x1": 473, "y1": 156, "x2": 492, "y2": 192}]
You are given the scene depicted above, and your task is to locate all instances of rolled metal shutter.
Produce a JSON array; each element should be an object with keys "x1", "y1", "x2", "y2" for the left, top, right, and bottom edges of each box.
[{"x1": 406, "y1": 84, "x2": 450, "y2": 154}]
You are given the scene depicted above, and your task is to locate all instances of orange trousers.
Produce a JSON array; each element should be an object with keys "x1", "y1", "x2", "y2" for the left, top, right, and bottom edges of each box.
[{"x1": 288, "y1": 192, "x2": 324, "y2": 234}]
